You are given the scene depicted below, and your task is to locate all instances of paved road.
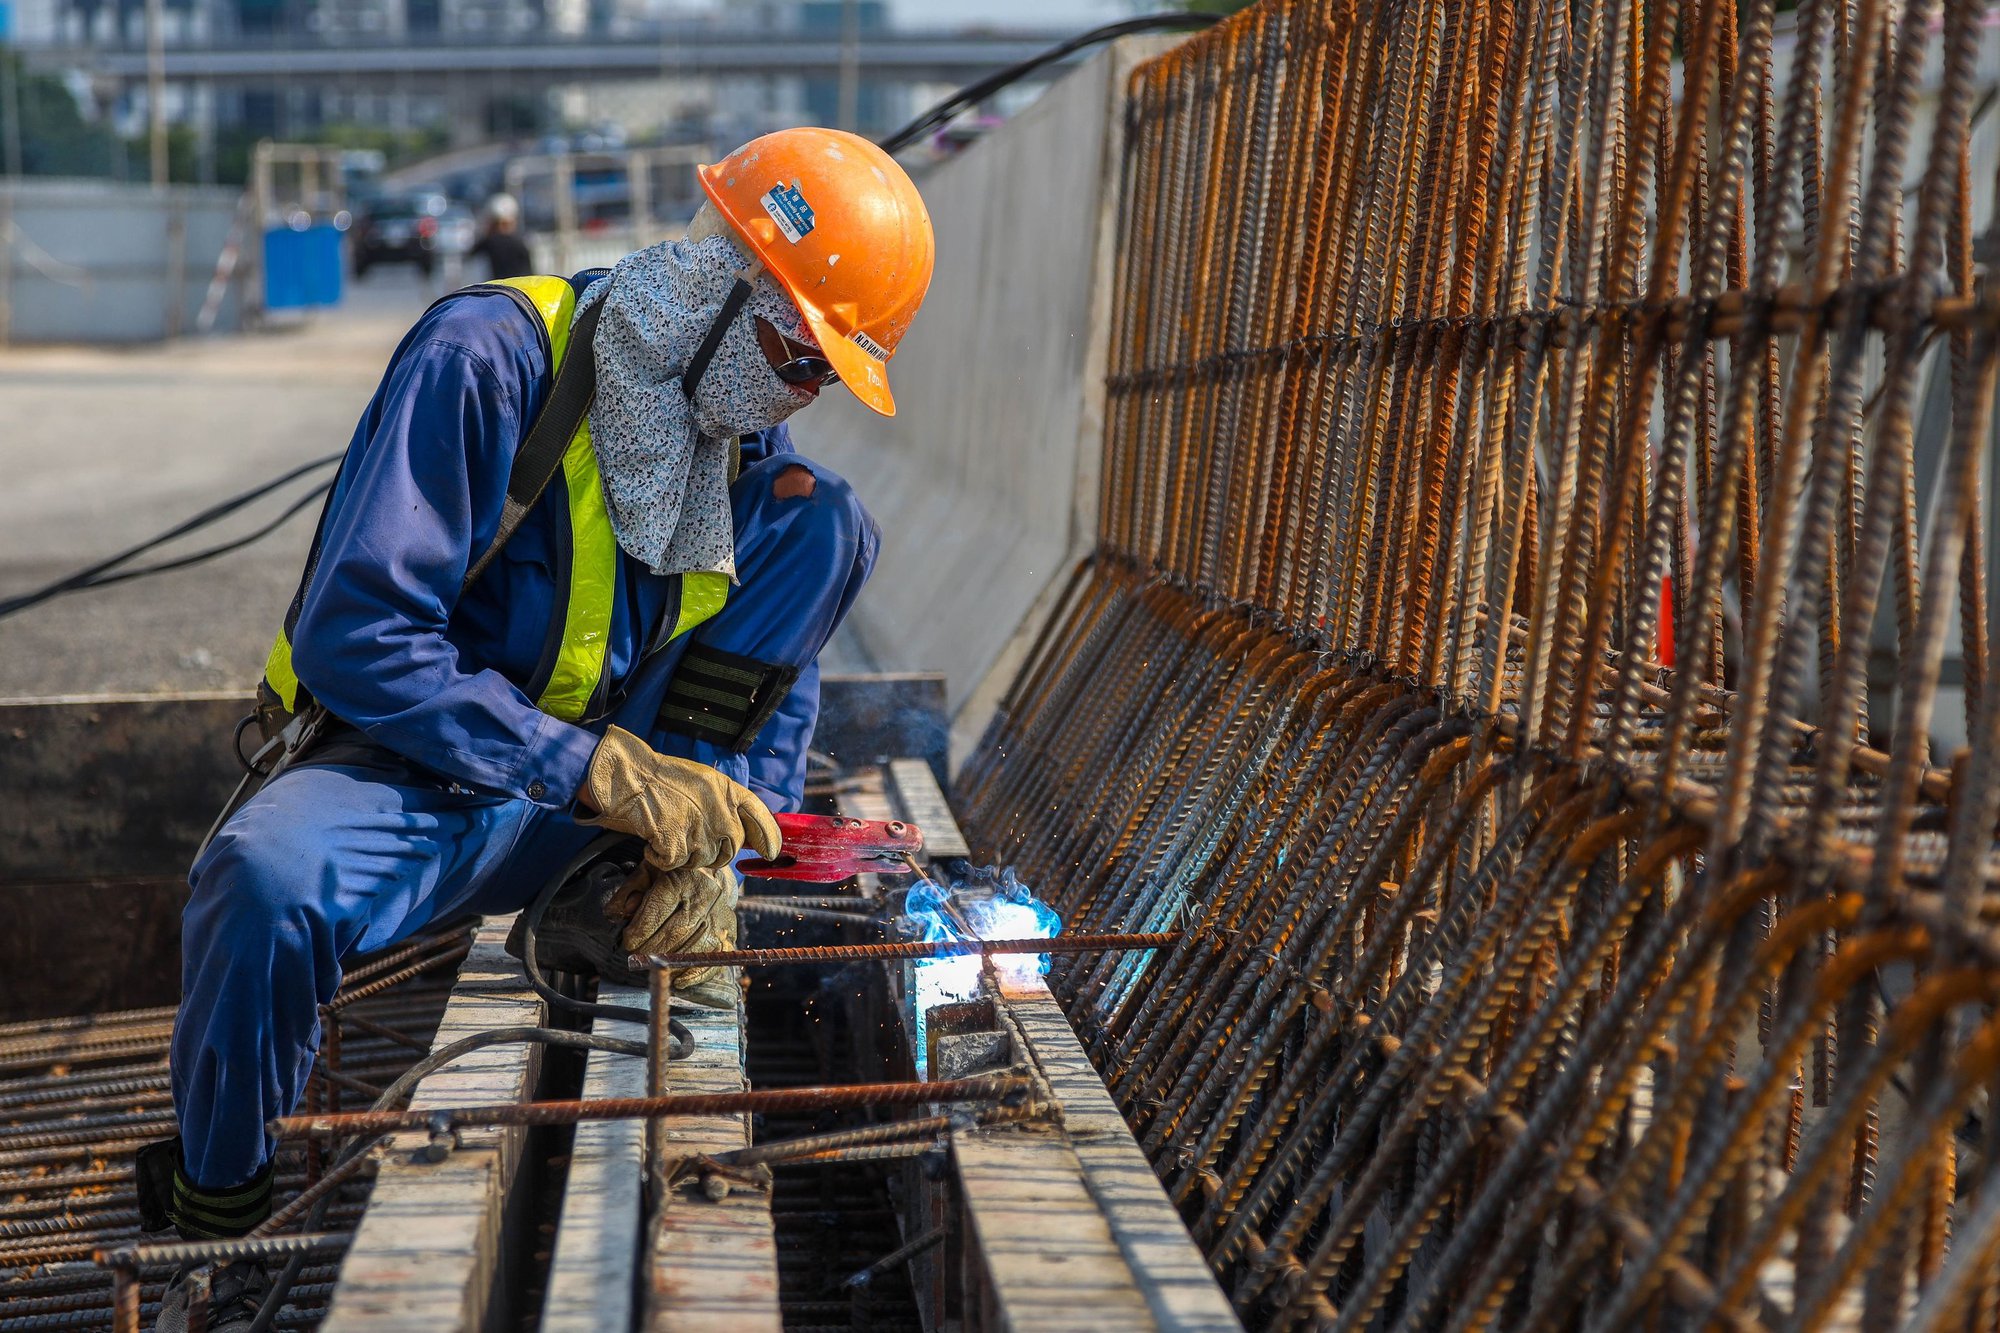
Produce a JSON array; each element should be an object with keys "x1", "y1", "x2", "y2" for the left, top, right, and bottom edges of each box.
[{"x1": 0, "y1": 268, "x2": 437, "y2": 699}]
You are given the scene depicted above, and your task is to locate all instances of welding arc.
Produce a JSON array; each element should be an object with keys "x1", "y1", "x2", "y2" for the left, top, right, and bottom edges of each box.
[
  {"x1": 633, "y1": 931, "x2": 1179, "y2": 969},
  {"x1": 267, "y1": 1073, "x2": 1034, "y2": 1138}
]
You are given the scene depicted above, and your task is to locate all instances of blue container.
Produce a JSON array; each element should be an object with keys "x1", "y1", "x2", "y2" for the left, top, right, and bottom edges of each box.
[{"x1": 263, "y1": 225, "x2": 345, "y2": 311}]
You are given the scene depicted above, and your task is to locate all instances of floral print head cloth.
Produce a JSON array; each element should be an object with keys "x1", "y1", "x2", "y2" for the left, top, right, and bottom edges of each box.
[{"x1": 581, "y1": 231, "x2": 817, "y2": 580}]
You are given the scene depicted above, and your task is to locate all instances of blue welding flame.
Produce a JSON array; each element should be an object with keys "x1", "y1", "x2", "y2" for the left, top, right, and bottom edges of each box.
[{"x1": 901, "y1": 865, "x2": 1061, "y2": 1076}]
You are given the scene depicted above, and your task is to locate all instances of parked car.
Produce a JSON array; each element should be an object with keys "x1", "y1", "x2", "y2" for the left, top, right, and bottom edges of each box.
[{"x1": 351, "y1": 191, "x2": 451, "y2": 277}]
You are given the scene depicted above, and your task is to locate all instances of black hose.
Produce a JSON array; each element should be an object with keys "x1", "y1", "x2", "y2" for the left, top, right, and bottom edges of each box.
[{"x1": 877, "y1": 14, "x2": 1223, "y2": 154}]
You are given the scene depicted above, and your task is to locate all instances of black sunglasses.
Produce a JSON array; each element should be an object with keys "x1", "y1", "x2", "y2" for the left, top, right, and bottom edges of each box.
[{"x1": 754, "y1": 316, "x2": 839, "y2": 387}]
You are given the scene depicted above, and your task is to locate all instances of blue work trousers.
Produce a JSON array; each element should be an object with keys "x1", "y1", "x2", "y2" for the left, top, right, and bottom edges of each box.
[{"x1": 174, "y1": 455, "x2": 875, "y2": 1191}]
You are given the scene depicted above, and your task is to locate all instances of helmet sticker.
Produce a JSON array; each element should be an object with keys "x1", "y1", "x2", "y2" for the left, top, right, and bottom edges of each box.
[
  {"x1": 761, "y1": 181, "x2": 816, "y2": 244},
  {"x1": 851, "y1": 330, "x2": 889, "y2": 361}
]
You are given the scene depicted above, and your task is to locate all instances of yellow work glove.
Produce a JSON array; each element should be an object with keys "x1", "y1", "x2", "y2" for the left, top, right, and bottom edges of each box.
[
  {"x1": 582, "y1": 726, "x2": 781, "y2": 871},
  {"x1": 613, "y1": 859, "x2": 736, "y2": 974},
  {"x1": 672, "y1": 886, "x2": 742, "y2": 1009}
]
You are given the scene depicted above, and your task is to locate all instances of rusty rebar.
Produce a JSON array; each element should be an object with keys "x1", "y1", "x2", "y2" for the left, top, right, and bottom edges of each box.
[
  {"x1": 268, "y1": 1074, "x2": 1034, "y2": 1139},
  {"x1": 953, "y1": 1, "x2": 2000, "y2": 1328},
  {"x1": 631, "y1": 932, "x2": 1179, "y2": 970}
]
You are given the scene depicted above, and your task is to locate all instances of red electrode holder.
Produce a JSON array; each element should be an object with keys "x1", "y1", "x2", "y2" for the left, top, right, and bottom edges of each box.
[{"x1": 741, "y1": 813, "x2": 925, "y2": 883}]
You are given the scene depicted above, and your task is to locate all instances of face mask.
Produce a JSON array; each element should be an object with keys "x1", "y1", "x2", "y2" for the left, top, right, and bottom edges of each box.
[{"x1": 581, "y1": 232, "x2": 817, "y2": 579}]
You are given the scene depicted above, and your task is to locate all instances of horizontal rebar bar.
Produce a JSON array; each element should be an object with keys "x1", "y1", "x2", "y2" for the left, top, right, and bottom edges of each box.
[
  {"x1": 267, "y1": 1074, "x2": 1034, "y2": 1139},
  {"x1": 632, "y1": 932, "x2": 1179, "y2": 970}
]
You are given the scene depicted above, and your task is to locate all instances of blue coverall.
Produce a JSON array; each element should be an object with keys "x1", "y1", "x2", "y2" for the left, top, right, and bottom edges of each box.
[{"x1": 174, "y1": 276, "x2": 879, "y2": 1193}]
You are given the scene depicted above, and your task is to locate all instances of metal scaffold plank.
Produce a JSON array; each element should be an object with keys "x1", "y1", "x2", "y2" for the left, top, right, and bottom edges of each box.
[
  {"x1": 870, "y1": 756, "x2": 1237, "y2": 1330},
  {"x1": 642, "y1": 980, "x2": 781, "y2": 1333},
  {"x1": 321, "y1": 916, "x2": 543, "y2": 1332},
  {"x1": 887, "y1": 758, "x2": 972, "y2": 862},
  {"x1": 539, "y1": 979, "x2": 649, "y2": 1333}
]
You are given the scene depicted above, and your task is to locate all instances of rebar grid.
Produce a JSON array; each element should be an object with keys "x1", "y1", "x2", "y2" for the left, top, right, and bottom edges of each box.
[
  {"x1": 959, "y1": 1, "x2": 2000, "y2": 1327},
  {"x1": 0, "y1": 935, "x2": 462, "y2": 1332}
]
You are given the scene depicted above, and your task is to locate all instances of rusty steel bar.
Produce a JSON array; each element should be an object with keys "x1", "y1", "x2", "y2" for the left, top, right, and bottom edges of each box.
[
  {"x1": 632, "y1": 932, "x2": 1179, "y2": 971},
  {"x1": 268, "y1": 1074, "x2": 1035, "y2": 1139},
  {"x1": 954, "y1": 0, "x2": 2000, "y2": 1329}
]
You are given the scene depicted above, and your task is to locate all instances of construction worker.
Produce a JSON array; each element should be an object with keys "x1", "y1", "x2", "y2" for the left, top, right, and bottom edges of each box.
[{"x1": 141, "y1": 127, "x2": 933, "y2": 1332}]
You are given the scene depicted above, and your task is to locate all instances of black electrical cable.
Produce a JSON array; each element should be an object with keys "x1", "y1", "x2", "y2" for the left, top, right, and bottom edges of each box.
[
  {"x1": 877, "y1": 13, "x2": 1223, "y2": 154},
  {"x1": 0, "y1": 451, "x2": 342, "y2": 622},
  {"x1": 519, "y1": 832, "x2": 684, "y2": 1030},
  {"x1": 80, "y1": 481, "x2": 335, "y2": 591}
]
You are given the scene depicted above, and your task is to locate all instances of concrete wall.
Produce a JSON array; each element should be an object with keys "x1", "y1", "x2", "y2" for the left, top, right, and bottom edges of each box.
[
  {"x1": 800, "y1": 39, "x2": 1167, "y2": 769},
  {"x1": 0, "y1": 178, "x2": 244, "y2": 343}
]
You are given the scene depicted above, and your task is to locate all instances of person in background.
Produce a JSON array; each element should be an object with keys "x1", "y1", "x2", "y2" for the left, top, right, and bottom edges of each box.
[{"x1": 470, "y1": 191, "x2": 534, "y2": 280}]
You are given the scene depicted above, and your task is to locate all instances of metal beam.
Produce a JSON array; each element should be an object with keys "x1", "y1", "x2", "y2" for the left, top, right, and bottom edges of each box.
[
  {"x1": 642, "y1": 982, "x2": 782, "y2": 1333},
  {"x1": 853, "y1": 758, "x2": 1239, "y2": 1331},
  {"x1": 31, "y1": 30, "x2": 1080, "y2": 88},
  {"x1": 539, "y1": 981, "x2": 649, "y2": 1333}
]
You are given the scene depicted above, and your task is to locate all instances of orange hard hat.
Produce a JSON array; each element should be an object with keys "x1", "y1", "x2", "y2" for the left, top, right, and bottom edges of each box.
[{"x1": 698, "y1": 127, "x2": 934, "y2": 416}]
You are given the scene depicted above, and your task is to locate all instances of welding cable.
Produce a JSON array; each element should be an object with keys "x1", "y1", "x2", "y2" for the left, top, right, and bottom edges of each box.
[
  {"x1": 875, "y1": 13, "x2": 1224, "y2": 154},
  {"x1": 0, "y1": 451, "x2": 342, "y2": 622}
]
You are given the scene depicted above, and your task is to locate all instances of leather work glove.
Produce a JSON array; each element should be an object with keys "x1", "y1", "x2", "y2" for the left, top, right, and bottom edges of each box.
[
  {"x1": 611, "y1": 859, "x2": 737, "y2": 984},
  {"x1": 582, "y1": 726, "x2": 781, "y2": 871},
  {"x1": 674, "y1": 888, "x2": 743, "y2": 1010}
]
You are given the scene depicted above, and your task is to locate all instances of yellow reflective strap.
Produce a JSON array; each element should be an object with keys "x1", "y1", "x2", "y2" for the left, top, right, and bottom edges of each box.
[
  {"x1": 535, "y1": 421, "x2": 618, "y2": 722},
  {"x1": 267, "y1": 276, "x2": 625, "y2": 726},
  {"x1": 496, "y1": 274, "x2": 611, "y2": 722},
  {"x1": 263, "y1": 629, "x2": 301, "y2": 712},
  {"x1": 490, "y1": 275, "x2": 576, "y2": 369},
  {"x1": 671, "y1": 571, "x2": 730, "y2": 643}
]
